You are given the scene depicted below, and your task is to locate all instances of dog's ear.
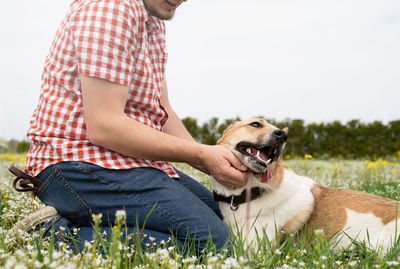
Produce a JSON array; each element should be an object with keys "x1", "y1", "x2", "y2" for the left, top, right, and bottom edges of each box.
[
  {"x1": 283, "y1": 127, "x2": 289, "y2": 134},
  {"x1": 217, "y1": 122, "x2": 237, "y2": 145}
]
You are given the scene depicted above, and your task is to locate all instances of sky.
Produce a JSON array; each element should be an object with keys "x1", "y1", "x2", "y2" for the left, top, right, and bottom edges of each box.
[{"x1": 0, "y1": 0, "x2": 399, "y2": 140}]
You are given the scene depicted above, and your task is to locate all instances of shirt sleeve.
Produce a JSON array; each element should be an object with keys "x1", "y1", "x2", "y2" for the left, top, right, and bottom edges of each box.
[{"x1": 68, "y1": 0, "x2": 138, "y2": 86}]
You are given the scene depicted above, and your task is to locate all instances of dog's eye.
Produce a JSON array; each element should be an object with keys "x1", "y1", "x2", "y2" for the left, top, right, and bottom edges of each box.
[{"x1": 249, "y1": 122, "x2": 263, "y2": 128}]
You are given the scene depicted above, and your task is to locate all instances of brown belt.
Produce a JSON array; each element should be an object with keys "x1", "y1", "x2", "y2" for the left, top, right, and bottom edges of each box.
[{"x1": 9, "y1": 165, "x2": 43, "y2": 211}]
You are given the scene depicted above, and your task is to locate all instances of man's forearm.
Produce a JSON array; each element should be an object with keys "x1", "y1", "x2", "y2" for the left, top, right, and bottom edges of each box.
[{"x1": 89, "y1": 113, "x2": 205, "y2": 166}]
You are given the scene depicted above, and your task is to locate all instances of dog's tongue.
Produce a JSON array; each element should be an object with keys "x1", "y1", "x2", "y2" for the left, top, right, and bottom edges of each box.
[
  {"x1": 250, "y1": 147, "x2": 269, "y2": 162},
  {"x1": 261, "y1": 162, "x2": 272, "y2": 183}
]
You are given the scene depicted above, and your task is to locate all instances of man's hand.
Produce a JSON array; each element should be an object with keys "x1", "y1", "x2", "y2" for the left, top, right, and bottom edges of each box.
[{"x1": 194, "y1": 145, "x2": 248, "y2": 189}]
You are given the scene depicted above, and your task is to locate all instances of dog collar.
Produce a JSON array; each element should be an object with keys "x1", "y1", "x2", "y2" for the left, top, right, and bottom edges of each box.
[{"x1": 213, "y1": 187, "x2": 265, "y2": 211}]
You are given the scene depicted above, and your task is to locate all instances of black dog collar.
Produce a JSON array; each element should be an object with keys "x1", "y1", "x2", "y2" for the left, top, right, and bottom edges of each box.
[{"x1": 213, "y1": 187, "x2": 265, "y2": 211}]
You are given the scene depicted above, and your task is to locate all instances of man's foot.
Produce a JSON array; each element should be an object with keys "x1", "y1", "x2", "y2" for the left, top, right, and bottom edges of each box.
[{"x1": 7, "y1": 206, "x2": 61, "y2": 235}]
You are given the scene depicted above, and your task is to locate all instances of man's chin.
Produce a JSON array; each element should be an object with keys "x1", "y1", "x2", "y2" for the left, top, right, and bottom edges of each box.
[{"x1": 148, "y1": 8, "x2": 176, "y2": 20}]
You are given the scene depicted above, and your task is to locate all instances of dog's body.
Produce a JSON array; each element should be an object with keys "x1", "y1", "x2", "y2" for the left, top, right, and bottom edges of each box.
[{"x1": 211, "y1": 118, "x2": 400, "y2": 252}]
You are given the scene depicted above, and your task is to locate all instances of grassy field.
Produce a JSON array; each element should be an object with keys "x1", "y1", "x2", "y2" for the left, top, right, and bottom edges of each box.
[{"x1": 1, "y1": 153, "x2": 400, "y2": 268}]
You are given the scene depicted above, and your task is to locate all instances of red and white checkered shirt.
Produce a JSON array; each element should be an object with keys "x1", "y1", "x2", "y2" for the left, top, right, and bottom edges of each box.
[{"x1": 25, "y1": 0, "x2": 179, "y2": 178}]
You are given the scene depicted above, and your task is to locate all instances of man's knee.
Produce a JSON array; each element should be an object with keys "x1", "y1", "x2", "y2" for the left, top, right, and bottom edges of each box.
[{"x1": 209, "y1": 222, "x2": 230, "y2": 250}]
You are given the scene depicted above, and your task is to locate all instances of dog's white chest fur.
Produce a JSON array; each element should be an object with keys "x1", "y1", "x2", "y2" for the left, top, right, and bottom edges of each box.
[{"x1": 212, "y1": 169, "x2": 315, "y2": 246}]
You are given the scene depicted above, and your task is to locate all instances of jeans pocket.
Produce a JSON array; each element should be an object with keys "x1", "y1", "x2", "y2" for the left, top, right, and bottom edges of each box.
[{"x1": 37, "y1": 167, "x2": 93, "y2": 226}]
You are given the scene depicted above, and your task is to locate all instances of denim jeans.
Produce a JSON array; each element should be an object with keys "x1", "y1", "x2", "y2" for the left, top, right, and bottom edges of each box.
[{"x1": 36, "y1": 161, "x2": 229, "y2": 252}]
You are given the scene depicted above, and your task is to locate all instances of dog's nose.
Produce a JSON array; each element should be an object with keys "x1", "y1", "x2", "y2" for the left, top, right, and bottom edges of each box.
[{"x1": 273, "y1": 129, "x2": 287, "y2": 141}]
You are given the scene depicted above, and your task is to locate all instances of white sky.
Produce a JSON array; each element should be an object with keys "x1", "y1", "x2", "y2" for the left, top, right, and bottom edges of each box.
[{"x1": 1, "y1": 0, "x2": 399, "y2": 140}]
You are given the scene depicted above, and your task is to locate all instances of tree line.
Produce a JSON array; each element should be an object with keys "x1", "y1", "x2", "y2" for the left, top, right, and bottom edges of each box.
[
  {"x1": 182, "y1": 117, "x2": 400, "y2": 159},
  {"x1": 1, "y1": 117, "x2": 399, "y2": 159},
  {"x1": 0, "y1": 138, "x2": 30, "y2": 154}
]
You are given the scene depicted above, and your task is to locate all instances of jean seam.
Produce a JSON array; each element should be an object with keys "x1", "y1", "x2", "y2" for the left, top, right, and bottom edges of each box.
[
  {"x1": 72, "y1": 162, "x2": 108, "y2": 185},
  {"x1": 36, "y1": 168, "x2": 58, "y2": 197},
  {"x1": 54, "y1": 168, "x2": 93, "y2": 217}
]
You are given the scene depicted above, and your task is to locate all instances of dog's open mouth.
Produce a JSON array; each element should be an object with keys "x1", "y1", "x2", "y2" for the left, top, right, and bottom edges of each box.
[{"x1": 236, "y1": 142, "x2": 282, "y2": 183}]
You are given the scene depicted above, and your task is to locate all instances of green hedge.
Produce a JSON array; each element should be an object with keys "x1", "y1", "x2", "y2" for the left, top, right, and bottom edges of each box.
[
  {"x1": 2, "y1": 118, "x2": 399, "y2": 159},
  {"x1": 182, "y1": 117, "x2": 400, "y2": 159}
]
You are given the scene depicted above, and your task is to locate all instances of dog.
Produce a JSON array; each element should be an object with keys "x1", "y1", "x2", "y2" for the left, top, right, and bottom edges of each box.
[{"x1": 211, "y1": 118, "x2": 400, "y2": 253}]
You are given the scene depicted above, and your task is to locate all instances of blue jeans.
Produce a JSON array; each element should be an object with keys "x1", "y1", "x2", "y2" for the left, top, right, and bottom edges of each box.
[{"x1": 36, "y1": 161, "x2": 229, "y2": 252}]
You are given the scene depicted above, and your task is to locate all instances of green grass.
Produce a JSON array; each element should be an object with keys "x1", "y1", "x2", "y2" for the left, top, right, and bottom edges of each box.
[{"x1": 1, "y1": 155, "x2": 400, "y2": 268}]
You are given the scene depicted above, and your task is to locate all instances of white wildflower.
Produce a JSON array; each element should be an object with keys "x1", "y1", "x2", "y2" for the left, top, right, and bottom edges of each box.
[
  {"x1": 91, "y1": 213, "x2": 103, "y2": 224},
  {"x1": 208, "y1": 256, "x2": 218, "y2": 264},
  {"x1": 183, "y1": 256, "x2": 198, "y2": 264},
  {"x1": 223, "y1": 257, "x2": 239, "y2": 267},
  {"x1": 13, "y1": 264, "x2": 28, "y2": 269},
  {"x1": 239, "y1": 256, "x2": 248, "y2": 264},
  {"x1": 156, "y1": 248, "x2": 169, "y2": 258},
  {"x1": 84, "y1": 240, "x2": 92, "y2": 249},
  {"x1": 115, "y1": 209, "x2": 126, "y2": 220},
  {"x1": 349, "y1": 261, "x2": 358, "y2": 266},
  {"x1": 314, "y1": 229, "x2": 324, "y2": 236}
]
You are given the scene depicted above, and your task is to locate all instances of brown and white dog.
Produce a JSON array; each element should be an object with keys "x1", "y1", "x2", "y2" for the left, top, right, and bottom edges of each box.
[{"x1": 211, "y1": 118, "x2": 400, "y2": 253}]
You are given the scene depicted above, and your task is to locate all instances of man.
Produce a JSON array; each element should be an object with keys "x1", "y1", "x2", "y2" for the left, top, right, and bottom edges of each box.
[{"x1": 17, "y1": 0, "x2": 247, "y2": 252}]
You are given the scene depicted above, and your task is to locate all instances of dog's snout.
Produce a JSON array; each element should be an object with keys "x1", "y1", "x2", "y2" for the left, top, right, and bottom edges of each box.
[{"x1": 273, "y1": 129, "x2": 287, "y2": 141}]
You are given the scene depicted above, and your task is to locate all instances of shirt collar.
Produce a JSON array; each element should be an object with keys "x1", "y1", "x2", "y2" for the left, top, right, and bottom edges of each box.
[{"x1": 138, "y1": 0, "x2": 160, "y2": 34}]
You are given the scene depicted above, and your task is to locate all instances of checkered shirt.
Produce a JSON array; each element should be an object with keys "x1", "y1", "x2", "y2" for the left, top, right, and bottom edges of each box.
[{"x1": 25, "y1": 0, "x2": 179, "y2": 178}]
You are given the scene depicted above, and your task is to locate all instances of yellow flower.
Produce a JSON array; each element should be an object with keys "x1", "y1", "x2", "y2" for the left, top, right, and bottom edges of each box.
[
  {"x1": 304, "y1": 154, "x2": 313, "y2": 159},
  {"x1": 332, "y1": 165, "x2": 343, "y2": 173},
  {"x1": 7, "y1": 155, "x2": 17, "y2": 161},
  {"x1": 3, "y1": 195, "x2": 9, "y2": 200},
  {"x1": 366, "y1": 163, "x2": 378, "y2": 170},
  {"x1": 284, "y1": 154, "x2": 292, "y2": 160}
]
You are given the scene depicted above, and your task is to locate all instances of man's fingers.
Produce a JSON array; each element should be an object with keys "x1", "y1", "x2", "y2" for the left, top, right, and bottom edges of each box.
[
  {"x1": 219, "y1": 166, "x2": 248, "y2": 188},
  {"x1": 224, "y1": 151, "x2": 247, "y2": 172}
]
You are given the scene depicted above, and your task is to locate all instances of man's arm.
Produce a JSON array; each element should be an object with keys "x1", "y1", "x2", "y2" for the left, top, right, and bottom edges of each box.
[
  {"x1": 81, "y1": 74, "x2": 247, "y2": 188},
  {"x1": 160, "y1": 79, "x2": 195, "y2": 142}
]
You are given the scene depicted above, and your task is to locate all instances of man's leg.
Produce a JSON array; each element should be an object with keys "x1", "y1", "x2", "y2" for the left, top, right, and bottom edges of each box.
[
  {"x1": 36, "y1": 161, "x2": 229, "y2": 252},
  {"x1": 173, "y1": 169, "x2": 222, "y2": 219}
]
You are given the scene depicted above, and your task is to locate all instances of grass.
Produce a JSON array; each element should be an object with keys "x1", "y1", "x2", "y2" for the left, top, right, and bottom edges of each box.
[{"x1": 1, "y1": 153, "x2": 400, "y2": 268}]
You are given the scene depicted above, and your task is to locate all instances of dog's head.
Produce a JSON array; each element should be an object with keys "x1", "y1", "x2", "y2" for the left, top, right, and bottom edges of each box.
[{"x1": 218, "y1": 118, "x2": 288, "y2": 184}]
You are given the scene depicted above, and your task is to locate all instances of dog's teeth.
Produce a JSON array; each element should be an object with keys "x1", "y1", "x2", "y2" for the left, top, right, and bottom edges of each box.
[
  {"x1": 266, "y1": 159, "x2": 271, "y2": 164},
  {"x1": 256, "y1": 150, "x2": 260, "y2": 158},
  {"x1": 246, "y1": 148, "x2": 251, "y2": 154}
]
